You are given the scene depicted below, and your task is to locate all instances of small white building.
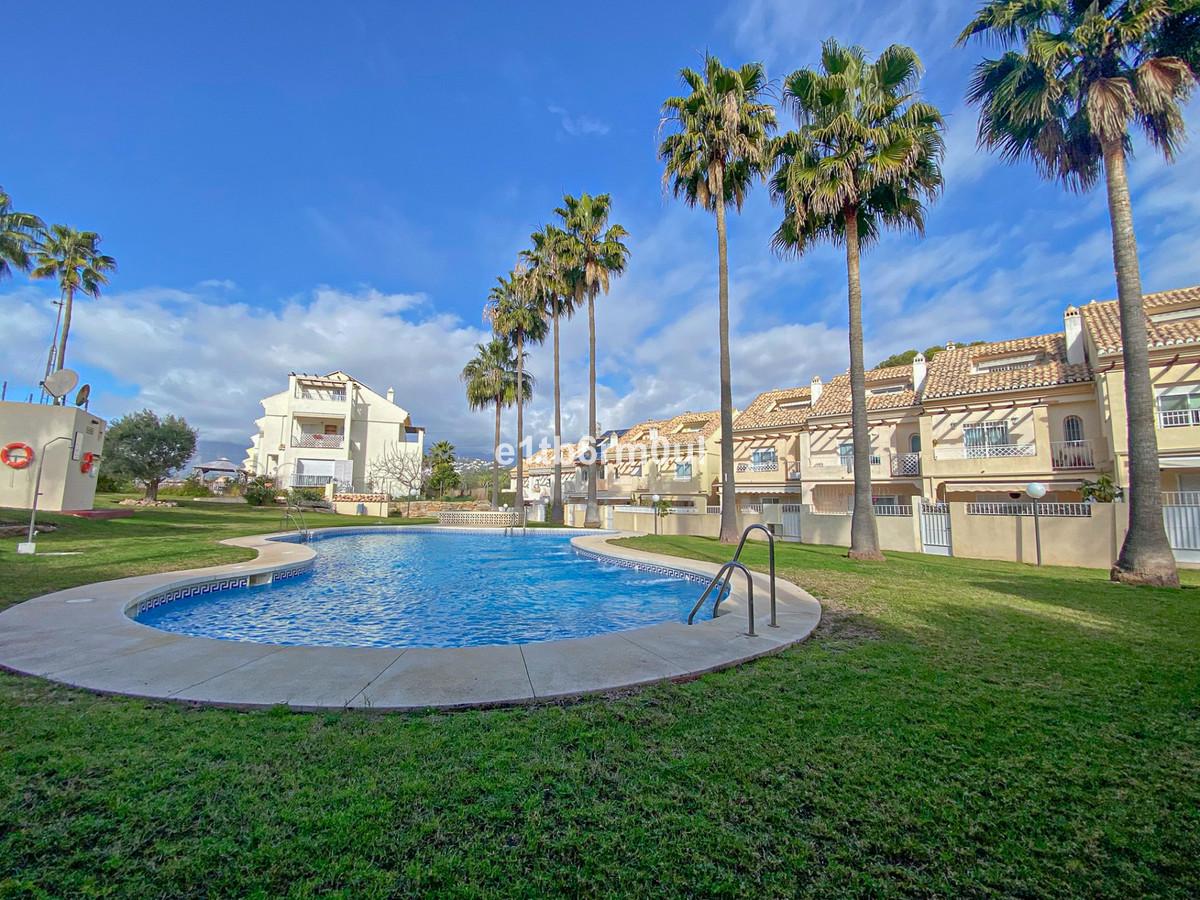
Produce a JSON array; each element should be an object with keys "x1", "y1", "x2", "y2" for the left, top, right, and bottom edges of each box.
[
  {"x1": 242, "y1": 371, "x2": 423, "y2": 493},
  {"x1": 0, "y1": 401, "x2": 107, "y2": 512}
]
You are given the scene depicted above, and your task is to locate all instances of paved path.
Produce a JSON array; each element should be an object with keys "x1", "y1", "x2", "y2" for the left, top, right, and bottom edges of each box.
[{"x1": 0, "y1": 527, "x2": 821, "y2": 711}]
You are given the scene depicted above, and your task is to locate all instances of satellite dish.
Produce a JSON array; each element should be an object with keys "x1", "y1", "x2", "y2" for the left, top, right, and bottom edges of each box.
[
  {"x1": 43, "y1": 369, "x2": 79, "y2": 400},
  {"x1": 75, "y1": 384, "x2": 91, "y2": 408}
]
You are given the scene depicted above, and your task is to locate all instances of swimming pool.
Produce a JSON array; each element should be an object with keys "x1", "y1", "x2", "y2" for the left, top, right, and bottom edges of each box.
[{"x1": 136, "y1": 529, "x2": 709, "y2": 649}]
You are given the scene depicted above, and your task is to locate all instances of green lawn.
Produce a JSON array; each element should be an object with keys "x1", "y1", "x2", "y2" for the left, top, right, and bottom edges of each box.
[{"x1": 1, "y1": 507, "x2": 1198, "y2": 896}]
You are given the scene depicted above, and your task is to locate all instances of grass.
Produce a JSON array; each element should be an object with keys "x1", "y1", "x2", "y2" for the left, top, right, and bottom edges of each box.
[{"x1": 1, "y1": 508, "x2": 1198, "y2": 896}]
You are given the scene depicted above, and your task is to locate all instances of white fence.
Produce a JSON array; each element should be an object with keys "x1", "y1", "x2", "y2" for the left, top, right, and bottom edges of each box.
[
  {"x1": 934, "y1": 443, "x2": 1036, "y2": 460},
  {"x1": 966, "y1": 502, "x2": 1092, "y2": 518},
  {"x1": 437, "y1": 510, "x2": 520, "y2": 527}
]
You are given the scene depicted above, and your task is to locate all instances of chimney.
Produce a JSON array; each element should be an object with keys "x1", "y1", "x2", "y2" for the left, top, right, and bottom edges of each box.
[
  {"x1": 945, "y1": 341, "x2": 957, "y2": 351},
  {"x1": 386, "y1": 387, "x2": 395, "y2": 404},
  {"x1": 1064, "y1": 305, "x2": 1085, "y2": 365},
  {"x1": 912, "y1": 352, "x2": 928, "y2": 395},
  {"x1": 810, "y1": 375, "x2": 823, "y2": 403}
]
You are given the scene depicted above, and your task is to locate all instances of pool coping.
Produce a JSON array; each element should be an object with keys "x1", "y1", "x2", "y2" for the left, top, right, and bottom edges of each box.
[{"x1": 0, "y1": 526, "x2": 822, "y2": 711}]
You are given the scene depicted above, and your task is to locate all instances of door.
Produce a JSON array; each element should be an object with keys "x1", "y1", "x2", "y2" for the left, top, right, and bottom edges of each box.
[
  {"x1": 920, "y1": 501, "x2": 952, "y2": 555},
  {"x1": 1163, "y1": 483, "x2": 1200, "y2": 562},
  {"x1": 780, "y1": 504, "x2": 803, "y2": 542}
]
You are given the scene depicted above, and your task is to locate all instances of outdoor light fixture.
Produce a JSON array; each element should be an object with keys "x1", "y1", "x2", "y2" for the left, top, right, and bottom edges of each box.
[{"x1": 1026, "y1": 482, "x2": 1047, "y2": 566}]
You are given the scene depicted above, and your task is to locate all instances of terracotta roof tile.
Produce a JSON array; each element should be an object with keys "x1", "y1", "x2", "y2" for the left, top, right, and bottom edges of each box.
[
  {"x1": 809, "y1": 364, "x2": 917, "y2": 417},
  {"x1": 734, "y1": 386, "x2": 814, "y2": 430},
  {"x1": 923, "y1": 333, "x2": 1091, "y2": 400},
  {"x1": 1079, "y1": 285, "x2": 1200, "y2": 356},
  {"x1": 617, "y1": 410, "x2": 721, "y2": 451}
]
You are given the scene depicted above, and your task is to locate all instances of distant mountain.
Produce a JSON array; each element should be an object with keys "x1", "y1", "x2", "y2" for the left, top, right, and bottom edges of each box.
[{"x1": 453, "y1": 456, "x2": 495, "y2": 475}]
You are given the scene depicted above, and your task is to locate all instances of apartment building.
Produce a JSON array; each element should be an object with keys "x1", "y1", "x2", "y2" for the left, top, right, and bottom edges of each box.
[
  {"x1": 242, "y1": 371, "x2": 424, "y2": 491},
  {"x1": 515, "y1": 411, "x2": 724, "y2": 507},
  {"x1": 730, "y1": 284, "x2": 1200, "y2": 509}
]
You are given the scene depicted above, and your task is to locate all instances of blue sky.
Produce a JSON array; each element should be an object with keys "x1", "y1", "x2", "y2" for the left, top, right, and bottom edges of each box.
[{"x1": 2, "y1": 0, "x2": 1198, "y2": 457}]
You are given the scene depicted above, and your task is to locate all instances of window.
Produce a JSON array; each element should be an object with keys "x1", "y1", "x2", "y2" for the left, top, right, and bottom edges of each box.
[
  {"x1": 963, "y1": 421, "x2": 1011, "y2": 456},
  {"x1": 909, "y1": 433, "x2": 921, "y2": 453},
  {"x1": 675, "y1": 461, "x2": 693, "y2": 479},
  {"x1": 778, "y1": 400, "x2": 810, "y2": 410},
  {"x1": 1149, "y1": 307, "x2": 1200, "y2": 323},
  {"x1": 751, "y1": 448, "x2": 777, "y2": 465},
  {"x1": 1063, "y1": 415, "x2": 1084, "y2": 443},
  {"x1": 872, "y1": 495, "x2": 898, "y2": 508},
  {"x1": 869, "y1": 383, "x2": 907, "y2": 395},
  {"x1": 837, "y1": 442, "x2": 854, "y2": 468},
  {"x1": 972, "y1": 353, "x2": 1041, "y2": 374},
  {"x1": 1156, "y1": 385, "x2": 1200, "y2": 426}
]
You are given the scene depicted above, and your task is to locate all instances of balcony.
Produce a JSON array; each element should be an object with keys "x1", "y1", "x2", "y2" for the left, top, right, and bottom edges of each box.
[
  {"x1": 294, "y1": 386, "x2": 347, "y2": 403},
  {"x1": 1158, "y1": 408, "x2": 1200, "y2": 428},
  {"x1": 1050, "y1": 440, "x2": 1095, "y2": 470},
  {"x1": 735, "y1": 460, "x2": 779, "y2": 473},
  {"x1": 890, "y1": 452, "x2": 921, "y2": 477},
  {"x1": 292, "y1": 433, "x2": 344, "y2": 449},
  {"x1": 291, "y1": 474, "x2": 332, "y2": 487},
  {"x1": 933, "y1": 442, "x2": 1036, "y2": 460},
  {"x1": 787, "y1": 463, "x2": 802, "y2": 481}
]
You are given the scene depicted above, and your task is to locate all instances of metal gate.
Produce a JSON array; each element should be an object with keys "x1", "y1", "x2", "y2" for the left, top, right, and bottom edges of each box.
[
  {"x1": 1163, "y1": 495, "x2": 1200, "y2": 562},
  {"x1": 780, "y1": 504, "x2": 803, "y2": 542},
  {"x1": 920, "y1": 501, "x2": 952, "y2": 555}
]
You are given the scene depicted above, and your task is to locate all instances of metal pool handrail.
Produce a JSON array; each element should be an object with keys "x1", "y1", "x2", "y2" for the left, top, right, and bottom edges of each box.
[{"x1": 686, "y1": 524, "x2": 778, "y2": 634}]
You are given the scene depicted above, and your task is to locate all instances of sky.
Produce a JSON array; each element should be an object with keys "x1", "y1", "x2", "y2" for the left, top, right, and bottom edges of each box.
[{"x1": 2, "y1": 0, "x2": 1198, "y2": 459}]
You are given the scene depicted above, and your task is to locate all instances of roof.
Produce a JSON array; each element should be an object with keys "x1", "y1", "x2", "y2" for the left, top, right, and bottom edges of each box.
[
  {"x1": 617, "y1": 410, "x2": 721, "y2": 450},
  {"x1": 734, "y1": 386, "x2": 814, "y2": 431},
  {"x1": 923, "y1": 333, "x2": 1091, "y2": 400},
  {"x1": 808, "y1": 364, "x2": 918, "y2": 418},
  {"x1": 522, "y1": 438, "x2": 586, "y2": 471},
  {"x1": 1079, "y1": 285, "x2": 1200, "y2": 356}
]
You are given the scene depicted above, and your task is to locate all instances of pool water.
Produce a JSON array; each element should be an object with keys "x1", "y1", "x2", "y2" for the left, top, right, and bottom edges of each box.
[{"x1": 137, "y1": 530, "x2": 707, "y2": 648}]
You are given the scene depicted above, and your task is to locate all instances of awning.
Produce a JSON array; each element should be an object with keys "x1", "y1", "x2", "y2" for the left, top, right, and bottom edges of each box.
[
  {"x1": 1159, "y1": 455, "x2": 1200, "y2": 469},
  {"x1": 736, "y1": 486, "x2": 802, "y2": 494}
]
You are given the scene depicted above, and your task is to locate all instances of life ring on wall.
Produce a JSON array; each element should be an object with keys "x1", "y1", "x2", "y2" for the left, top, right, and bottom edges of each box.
[
  {"x1": 80, "y1": 452, "x2": 96, "y2": 474},
  {"x1": 1, "y1": 442, "x2": 34, "y2": 470}
]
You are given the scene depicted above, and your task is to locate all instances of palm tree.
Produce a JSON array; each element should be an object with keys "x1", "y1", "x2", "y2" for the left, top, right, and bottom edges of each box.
[
  {"x1": 521, "y1": 225, "x2": 578, "y2": 525},
  {"x1": 461, "y1": 338, "x2": 533, "y2": 509},
  {"x1": 0, "y1": 187, "x2": 44, "y2": 280},
  {"x1": 31, "y1": 225, "x2": 117, "y2": 378},
  {"x1": 485, "y1": 271, "x2": 548, "y2": 514},
  {"x1": 771, "y1": 40, "x2": 944, "y2": 561},
  {"x1": 659, "y1": 56, "x2": 777, "y2": 543},
  {"x1": 958, "y1": 2, "x2": 1196, "y2": 588},
  {"x1": 555, "y1": 193, "x2": 630, "y2": 528}
]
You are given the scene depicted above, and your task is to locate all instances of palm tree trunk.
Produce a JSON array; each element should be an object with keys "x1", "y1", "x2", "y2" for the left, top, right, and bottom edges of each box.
[
  {"x1": 54, "y1": 285, "x2": 74, "y2": 402},
  {"x1": 584, "y1": 288, "x2": 600, "y2": 528},
  {"x1": 844, "y1": 208, "x2": 883, "y2": 561},
  {"x1": 492, "y1": 397, "x2": 502, "y2": 510},
  {"x1": 1103, "y1": 141, "x2": 1178, "y2": 586},
  {"x1": 516, "y1": 332, "x2": 525, "y2": 515},
  {"x1": 714, "y1": 167, "x2": 739, "y2": 544},
  {"x1": 551, "y1": 305, "x2": 564, "y2": 525}
]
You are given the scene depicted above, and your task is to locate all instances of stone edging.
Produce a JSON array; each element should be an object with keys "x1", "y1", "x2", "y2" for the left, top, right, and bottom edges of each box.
[{"x1": 0, "y1": 526, "x2": 822, "y2": 711}]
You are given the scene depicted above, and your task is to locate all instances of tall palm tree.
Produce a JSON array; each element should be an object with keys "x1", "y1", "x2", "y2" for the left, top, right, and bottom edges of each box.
[
  {"x1": 771, "y1": 40, "x2": 944, "y2": 561},
  {"x1": 521, "y1": 225, "x2": 578, "y2": 525},
  {"x1": 555, "y1": 193, "x2": 630, "y2": 528},
  {"x1": 31, "y1": 225, "x2": 117, "y2": 378},
  {"x1": 0, "y1": 187, "x2": 44, "y2": 280},
  {"x1": 461, "y1": 338, "x2": 532, "y2": 508},
  {"x1": 959, "y1": 1, "x2": 1196, "y2": 588},
  {"x1": 659, "y1": 56, "x2": 777, "y2": 543},
  {"x1": 485, "y1": 271, "x2": 548, "y2": 514}
]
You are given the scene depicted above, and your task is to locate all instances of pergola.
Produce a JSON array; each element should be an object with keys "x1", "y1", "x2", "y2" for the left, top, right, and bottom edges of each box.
[{"x1": 193, "y1": 457, "x2": 246, "y2": 482}]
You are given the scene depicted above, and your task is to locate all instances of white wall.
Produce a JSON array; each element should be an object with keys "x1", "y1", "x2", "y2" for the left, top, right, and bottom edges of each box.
[{"x1": 0, "y1": 402, "x2": 107, "y2": 511}]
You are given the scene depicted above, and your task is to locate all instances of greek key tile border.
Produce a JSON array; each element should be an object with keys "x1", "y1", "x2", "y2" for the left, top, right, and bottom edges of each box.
[
  {"x1": 571, "y1": 546, "x2": 713, "y2": 586},
  {"x1": 132, "y1": 576, "x2": 251, "y2": 617}
]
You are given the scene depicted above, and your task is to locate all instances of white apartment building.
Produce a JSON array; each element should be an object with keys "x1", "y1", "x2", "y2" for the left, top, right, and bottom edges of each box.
[{"x1": 242, "y1": 371, "x2": 423, "y2": 492}]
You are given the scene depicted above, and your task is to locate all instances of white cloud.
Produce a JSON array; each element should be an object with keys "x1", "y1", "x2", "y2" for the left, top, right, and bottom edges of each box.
[{"x1": 547, "y1": 104, "x2": 610, "y2": 138}]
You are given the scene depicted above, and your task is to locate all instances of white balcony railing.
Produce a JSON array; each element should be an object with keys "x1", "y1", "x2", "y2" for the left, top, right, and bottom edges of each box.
[
  {"x1": 1050, "y1": 440, "x2": 1095, "y2": 470},
  {"x1": 787, "y1": 464, "x2": 802, "y2": 481},
  {"x1": 736, "y1": 460, "x2": 780, "y2": 473},
  {"x1": 291, "y1": 474, "x2": 332, "y2": 487},
  {"x1": 1158, "y1": 408, "x2": 1200, "y2": 428},
  {"x1": 891, "y1": 452, "x2": 921, "y2": 476},
  {"x1": 934, "y1": 442, "x2": 1036, "y2": 460},
  {"x1": 966, "y1": 501, "x2": 1092, "y2": 517},
  {"x1": 1163, "y1": 491, "x2": 1200, "y2": 506},
  {"x1": 873, "y1": 503, "x2": 913, "y2": 516},
  {"x1": 294, "y1": 387, "x2": 347, "y2": 403},
  {"x1": 810, "y1": 453, "x2": 882, "y2": 473},
  {"x1": 293, "y1": 433, "x2": 344, "y2": 449}
]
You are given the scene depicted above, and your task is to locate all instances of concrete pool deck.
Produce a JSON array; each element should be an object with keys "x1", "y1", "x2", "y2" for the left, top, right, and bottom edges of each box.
[{"x1": 0, "y1": 527, "x2": 821, "y2": 711}]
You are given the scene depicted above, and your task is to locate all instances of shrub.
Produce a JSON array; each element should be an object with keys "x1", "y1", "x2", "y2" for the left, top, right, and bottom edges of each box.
[
  {"x1": 160, "y1": 474, "x2": 212, "y2": 497},
  {"x1": 289, "y1": 487, "x2": 325, "y2": 504},
  {"x1": 243, "y1": 476, "x2": 277, "y2": 507}
]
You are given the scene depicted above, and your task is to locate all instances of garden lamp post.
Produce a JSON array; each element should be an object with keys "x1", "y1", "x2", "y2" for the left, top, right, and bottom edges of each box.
[{"x1": 1026, "y1": 482, "x2": 1047, "y2": 566}]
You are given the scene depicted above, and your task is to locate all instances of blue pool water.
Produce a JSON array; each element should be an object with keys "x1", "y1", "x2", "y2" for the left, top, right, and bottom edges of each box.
[{"x1": 137, "y1": 530, "x2": 706, "y2": 648}]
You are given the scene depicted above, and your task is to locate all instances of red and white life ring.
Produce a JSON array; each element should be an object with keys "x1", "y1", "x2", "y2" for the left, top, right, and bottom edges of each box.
[
  {"x1": 1, "y1": 442, "x2": 34, "y2": 470},
  {"x1": 80, "y1": 452, "x2": 96, "y2": 474}
]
